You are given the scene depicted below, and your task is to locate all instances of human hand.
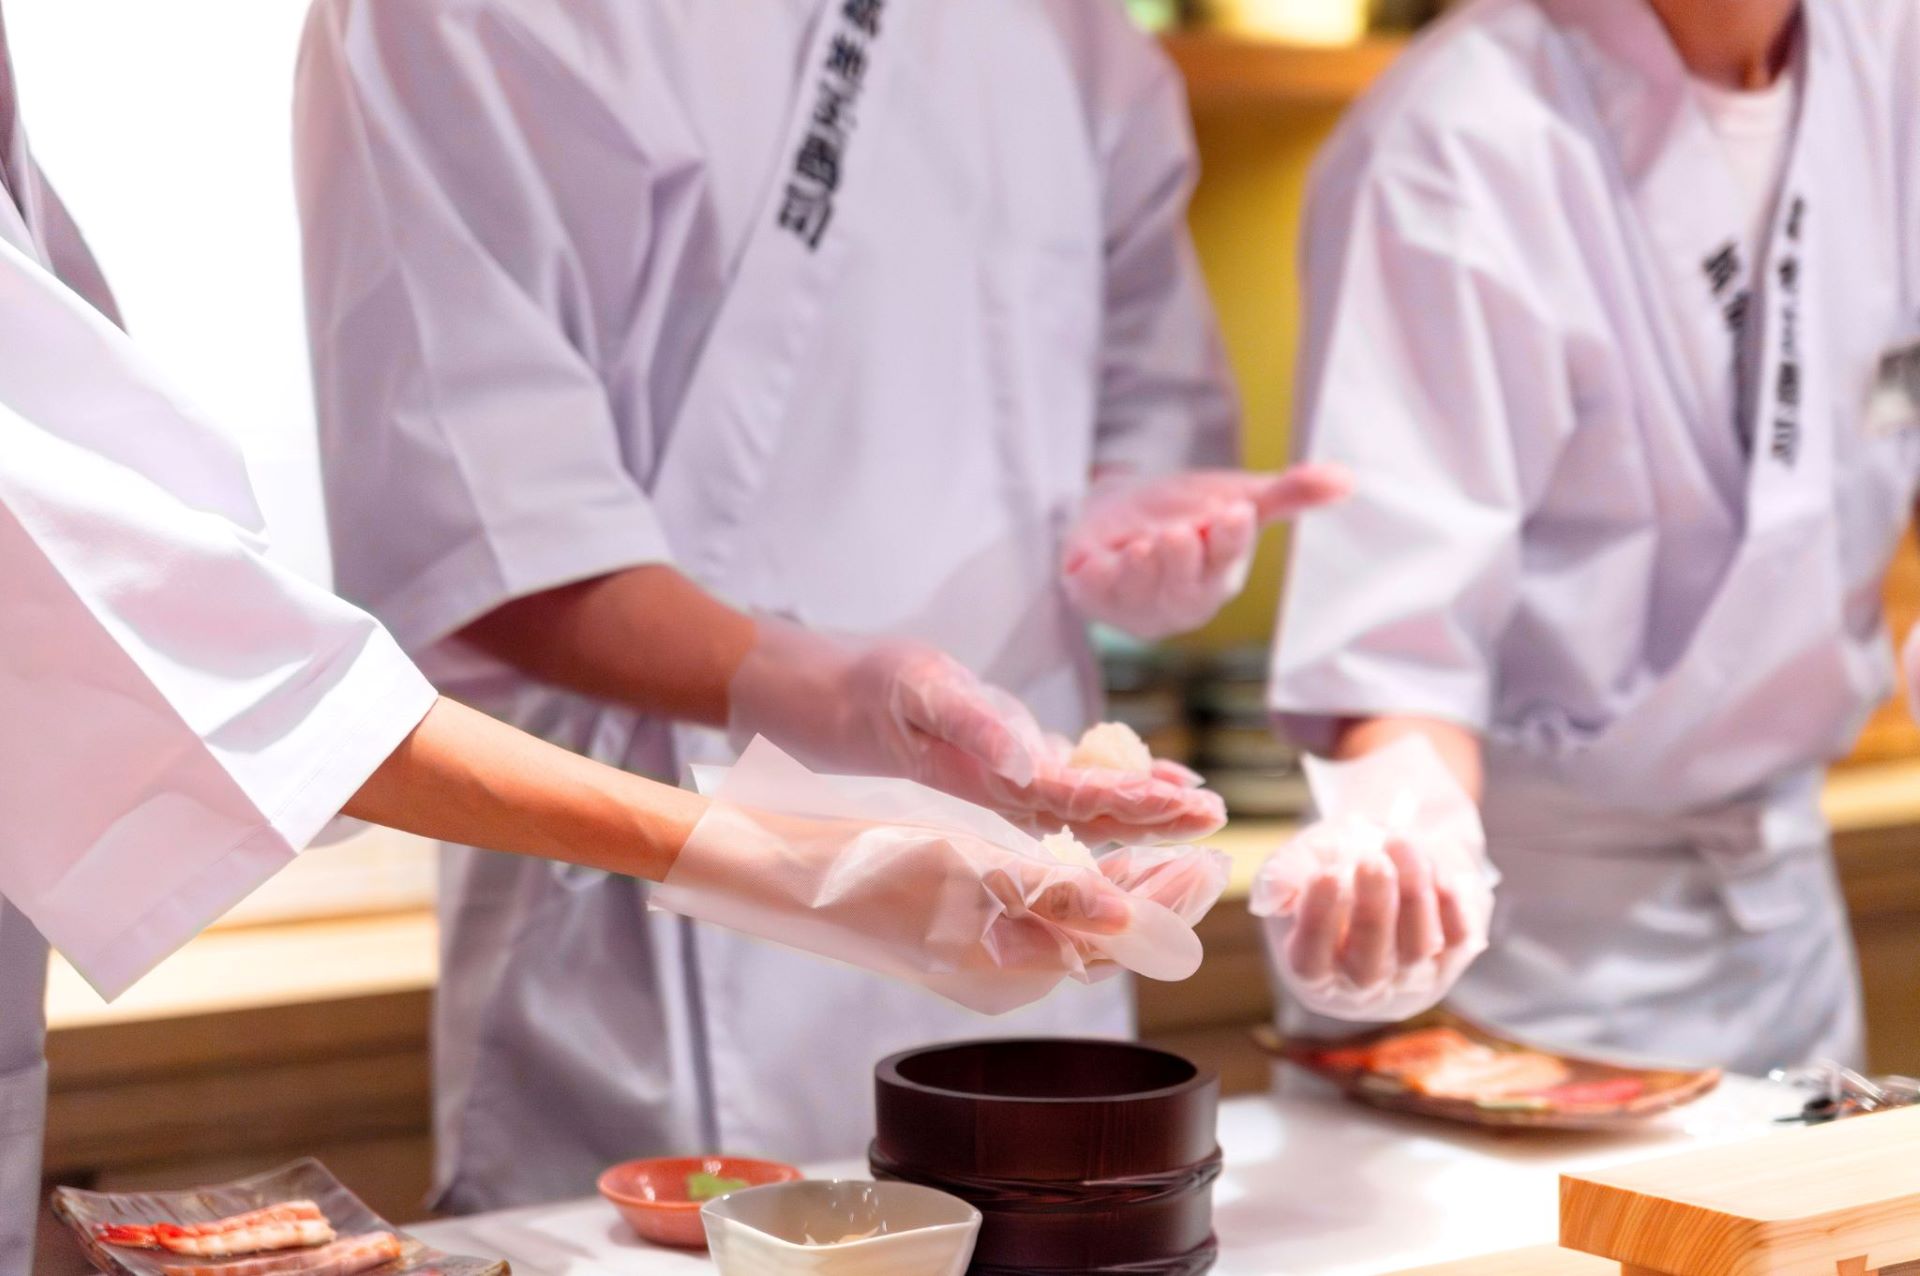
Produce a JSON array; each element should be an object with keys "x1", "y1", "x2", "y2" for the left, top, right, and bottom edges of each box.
[{"x1": 1062, "y1": 465, "x2": 1351, "y2": 640}]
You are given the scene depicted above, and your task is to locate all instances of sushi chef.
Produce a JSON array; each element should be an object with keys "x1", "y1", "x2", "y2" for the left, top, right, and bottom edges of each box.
[
  {"x1": 0, "y1": 7, "x2": 1202, "y2": 1269},
  {"x1": 1256, "y1": 0, "x2": 1920, "y2": 1074},
  {"x1": 293, "y1": 0, "x2": 1340, "y2": 1211}
]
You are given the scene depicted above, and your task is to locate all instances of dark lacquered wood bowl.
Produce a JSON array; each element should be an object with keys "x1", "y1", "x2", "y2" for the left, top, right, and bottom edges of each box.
[{"x1": 871, "y1": 1039, "x2": 1222, "y2": 1276}]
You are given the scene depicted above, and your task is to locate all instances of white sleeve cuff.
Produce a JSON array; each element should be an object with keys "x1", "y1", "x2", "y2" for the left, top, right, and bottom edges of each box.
[
  {"x1": 365, "y1": 501, "x2": 677, "y2": 657},
  {"x1": 1268, "y1": 658, "x2": 1491, "y2": 756},
  {"x1": 46, "y1": 635, "x2": 436, "y2": 1001}
]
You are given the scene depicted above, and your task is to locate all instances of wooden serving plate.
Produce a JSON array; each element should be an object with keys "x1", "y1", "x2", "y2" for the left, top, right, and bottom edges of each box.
[
  {"x1": 53, "y1": 1158, "x2": 503, "y2": 1276},
  {"x1": 1560, "y1": 1105, "x2": 1920, "y2": 1275},
  {"x1": 1261, "y1": 1011, "x2": 1722, "y2": 1131}
]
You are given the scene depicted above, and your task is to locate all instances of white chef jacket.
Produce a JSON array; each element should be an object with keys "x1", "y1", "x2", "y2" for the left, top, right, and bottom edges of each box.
[
  {"x1": 1271, "y1": 0, "x2": 1920, "y2": 1073},
  {"x1": 0, "y1": 12, "x2": 436, "y2": 1272},
  {"x1": 296, "y1": 0, "x2": 1237, "y2": 1210}
]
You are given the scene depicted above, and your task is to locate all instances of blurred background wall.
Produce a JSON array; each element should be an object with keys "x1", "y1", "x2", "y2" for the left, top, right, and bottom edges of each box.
[{"x1": 11, "y1": 0, "x2": 331, "y2": 581}]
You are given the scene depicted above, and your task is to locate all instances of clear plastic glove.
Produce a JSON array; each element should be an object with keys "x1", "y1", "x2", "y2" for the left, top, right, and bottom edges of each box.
[
  {"x1": 1099, "y1": 841, "x2": 1233, "y2": 926},
  {"x1": 1062, "y1": 465, "x2": 1352, "y2": 641},
  {"x1": 727, "y1": 618, "x2": 1223, "y2": 845},
  {"x1": 1250, "y1": 737, "x2": 1496, "y2": 1021},
  {"x1": 660, "y1": 738, "x2": 1224, "y2": 1014},
  {"x1": 1026, "y1": 736, "x2": 1225, "y2": 846}
]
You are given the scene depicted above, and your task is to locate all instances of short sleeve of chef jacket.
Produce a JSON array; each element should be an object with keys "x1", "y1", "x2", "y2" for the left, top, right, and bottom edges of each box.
[
  {"x1": 294, "y1": 0, "x2": 674, "y2": 655},
  {"x1": 0, "y1": 239, "x2": 436, "y2": 1000},
  {"x1": 1267, "y1": 78, "x2": 1582, "y2": 754}
]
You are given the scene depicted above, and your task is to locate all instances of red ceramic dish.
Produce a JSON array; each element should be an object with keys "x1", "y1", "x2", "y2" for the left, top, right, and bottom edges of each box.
[{"x1": 597, "y1": 1156, "x2": 803, "y2": 1250}]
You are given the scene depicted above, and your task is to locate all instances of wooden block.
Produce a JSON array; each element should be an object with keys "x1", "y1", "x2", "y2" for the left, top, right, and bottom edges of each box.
[
  {"x1": 1560, "y1": 1107, "x2": 1920, "y2": 1276},
  {"x1": 1380, "y1": 1245, "x2": 1616, "y2": 1275}
]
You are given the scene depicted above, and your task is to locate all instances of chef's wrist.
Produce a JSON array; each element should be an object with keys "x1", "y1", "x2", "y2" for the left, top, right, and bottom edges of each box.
[
  {"x1": 726, "y1": 615, "x2": 865, "y2": 757},
  {"x1": 625, "y1": 779, "x2": 708, "y2": 882},
  {"x1": 1331, "y1": 714, "x2": 1485, "y2": 804}
]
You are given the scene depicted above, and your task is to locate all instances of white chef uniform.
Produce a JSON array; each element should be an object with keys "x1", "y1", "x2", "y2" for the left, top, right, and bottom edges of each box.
[
  {"x1": 296, "y1": 0, "x2": 1237, "y2": 1210},
  {"x1": 0, "y1": 10, "x2": 436, "y2": 1271},
  {"x1": 1271, "y1": 0, "x2": 1920, "y2": 1074}
]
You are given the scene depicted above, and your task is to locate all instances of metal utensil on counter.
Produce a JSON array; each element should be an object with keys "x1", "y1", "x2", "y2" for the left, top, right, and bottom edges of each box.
[{"x1": 1770, "y1": 1060, "x2": 1920, "y2": 1124}]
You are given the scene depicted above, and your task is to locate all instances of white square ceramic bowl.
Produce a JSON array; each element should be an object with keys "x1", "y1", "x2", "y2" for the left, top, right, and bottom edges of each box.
[{"x1": 701, "y1": 1180, "x2": 980, "y2": 1276}]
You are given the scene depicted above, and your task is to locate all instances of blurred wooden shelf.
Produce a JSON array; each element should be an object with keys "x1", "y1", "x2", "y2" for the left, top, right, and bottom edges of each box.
[{"x1": 1163, "y1": 30, "x2": 1408, "y2": 112}]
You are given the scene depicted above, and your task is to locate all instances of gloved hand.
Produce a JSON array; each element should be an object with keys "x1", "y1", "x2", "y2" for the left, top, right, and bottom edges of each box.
[
  {"x1": 1062, "y1": 464, "x2": 1351, "y2": 641},
  {"x1": 658, "y1": 738, "x2": 1216, "y2": 1013},
  {"x1": 1026, "y1": 736, "x2": 1225, "y2": 845},
  {"x1": 1099, "y1": 841, "x2": 1233, "y2": 926},
  {"x1": 727, "y1": 618, "x2": 1223, "y2": 845},
  {"x1": 1249, "y1": 737, "x2": 1495, "y2": 1021}
]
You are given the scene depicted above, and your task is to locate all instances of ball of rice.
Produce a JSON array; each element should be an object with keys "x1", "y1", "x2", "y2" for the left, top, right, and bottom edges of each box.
[
  {"x1": 1038, "y1": 830, "x2": 1099, "y2": 868},
  {"x1": 1069, "y1": 721, "x2": 1154, "y2": 774}
]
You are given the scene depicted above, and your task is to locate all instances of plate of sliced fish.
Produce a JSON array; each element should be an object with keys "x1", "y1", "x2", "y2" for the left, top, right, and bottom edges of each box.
[
  {"x1": 53, "y1": 1158, "x2": 505, "y2": 1276},
  {"x1": 1258, "y1": 1009, "x2": 1722, "y2": 1130}
]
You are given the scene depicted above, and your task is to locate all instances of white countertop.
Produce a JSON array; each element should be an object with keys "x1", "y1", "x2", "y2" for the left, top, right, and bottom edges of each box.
[{"x1": 411, "y1": 1071, "x2": 1801, "y2": 1276}]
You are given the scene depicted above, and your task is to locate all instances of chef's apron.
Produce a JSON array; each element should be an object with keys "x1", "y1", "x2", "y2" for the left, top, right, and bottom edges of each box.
[
  {"x1": 434, "y1": 1, "x2": 1125, "y2": 1203},
  {"x1": 1452, "y1": 1, "x2": 1881, "y2": 1073},
  {"x1": 651, "y1": 0, "x2": 1122, "y2": 1156}
]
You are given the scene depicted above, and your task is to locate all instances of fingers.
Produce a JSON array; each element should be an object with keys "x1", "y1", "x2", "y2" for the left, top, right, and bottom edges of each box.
[
  {"x1": 1056, "y1": 786, "x2": 1227, "y2": 846},
  {"x1": 959, "y1": 752, "x2": 1225, "y2": 846},
  {"x1": 1250, "y1": 845, "x2": 1317, "y2": 917},
  {"x1": 1030, "y1": 874, "x2": 1132, "y2": 935},
  {"x1": 1338, "y1": 853, "x2": 1398, "y2": 988},
  {"x1": 1436, "y1": 874, "x2": 1474, "y2": 955},
  {"x1": 1063, "y1": 545, "x2": 1122, "y2": 606},
  {"x1": 1286, "y1": 872, "x2": 1348, "y2": 985},
  {"x1": 1386, "y1": 837, "x2": 1443, "y2": 965},
  {"x1": 913, "y1": 737, "x2": 1024, "y2": 811},
  {"x1": 1275, "y1": 843, "x2": 1445, "y2": 994},
  {"x1": 1114, "y1": 537, "x2": 1168, "y2": 617},
  {"x1": 1156, "y1": 523, "x2": 1207, "y2": 601},
  {"x1": 900, "y1": 663, "x2": 1040, "y2": 786},
  {"x1": 1149, "y1": 758, "x2": 1205, "y2": 789},
  {"x1": 984, "y1": 914, "x2": 1080, "y2": 972},
  {"x1": 1198, "y1": 503, "x2": 1256, "y2": 579},
  {"x1": 1099, "y1": 848, "x2": 1230, "y2": 925},
  {"x1": 1250, "y1": 462, "x2": 1354, "y2": 523},
  {"x1": 1091, "y1": 507, "x2": 1239, "y2": 585}
]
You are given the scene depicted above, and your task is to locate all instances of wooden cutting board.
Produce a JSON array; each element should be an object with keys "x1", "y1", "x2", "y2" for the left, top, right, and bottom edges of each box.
[{"x1": 1559, "y1": 1107, "x2": 1920, "y2": 1275}]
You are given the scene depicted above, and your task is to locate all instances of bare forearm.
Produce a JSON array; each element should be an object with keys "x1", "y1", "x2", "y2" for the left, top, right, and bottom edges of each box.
[
  {"x1": 341, "y1": 697, "x2": 704, "y2": 881},
  {"x1": 1332, "y1": 715, "x2": 1485, "y2": 802},
  {"x1": 458, "y1": 564, "x2": 757, "y2": 727}
]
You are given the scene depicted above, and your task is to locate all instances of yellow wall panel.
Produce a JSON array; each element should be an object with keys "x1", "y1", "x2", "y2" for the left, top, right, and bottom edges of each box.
[{"x1": 1183, "y1": 107, "x2": 1345, "y2": 650}]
